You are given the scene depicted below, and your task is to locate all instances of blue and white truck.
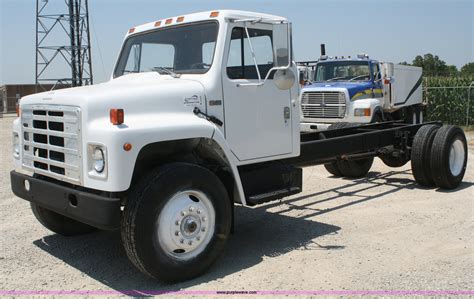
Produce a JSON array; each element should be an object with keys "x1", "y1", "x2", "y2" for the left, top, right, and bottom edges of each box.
[{"x1": 299, "y1": 51, "x2": 424, "y2": 132}]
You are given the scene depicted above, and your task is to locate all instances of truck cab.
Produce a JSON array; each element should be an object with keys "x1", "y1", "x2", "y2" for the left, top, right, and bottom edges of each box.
[{"x1": 300, "y1": 55, "x2": 423, "y2": 132}]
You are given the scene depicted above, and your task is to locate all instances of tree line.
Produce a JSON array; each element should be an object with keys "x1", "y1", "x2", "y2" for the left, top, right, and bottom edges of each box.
[{"x1": 400, "y1": 54, "x2": 473, "y2": 77}]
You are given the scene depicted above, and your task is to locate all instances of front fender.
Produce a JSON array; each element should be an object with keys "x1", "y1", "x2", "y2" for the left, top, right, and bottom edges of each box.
[
  {"x1": 210, "y1": 128, "x2": 247, "y2": 205},
  {"x1": 348, "y1": 98, "x2": 382, "y2": 123},
  {"x1": 82, "y1": 113, "x2": 216, "y2": 192}
]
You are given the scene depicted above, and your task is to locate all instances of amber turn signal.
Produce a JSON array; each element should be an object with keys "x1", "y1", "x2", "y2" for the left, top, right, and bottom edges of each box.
[
  {"x1": 123, "y1": 143, "x2": 132, "y2": 151},
  {"x1": 110, "y1": 109, "x2": 124, "y2": 125}
]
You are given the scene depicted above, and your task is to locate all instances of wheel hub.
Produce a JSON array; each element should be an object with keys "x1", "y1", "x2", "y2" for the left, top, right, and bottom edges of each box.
[
  {"x1": 157, "y1": 190, "x2": 215, "y2": 260},
  {"x1": 449, "y1": 139, "x2": 465, "y2": 176}
]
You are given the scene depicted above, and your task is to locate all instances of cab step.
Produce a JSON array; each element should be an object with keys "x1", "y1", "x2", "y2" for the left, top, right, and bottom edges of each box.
[
  {"x1": 247, "y1": 187, "x2": 301, "y2": 206},
  {"x1": 238, "y1": 162, "x2": 303, "y2": 206}
]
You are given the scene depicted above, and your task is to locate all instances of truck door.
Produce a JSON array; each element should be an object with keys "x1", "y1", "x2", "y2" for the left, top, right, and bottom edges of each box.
[
  {"x1": 372, "y1": 62, "x2": 383, "y2": 98},
  {"x1": 222, "y1": 24, "x2": 293, "y2": 161}
]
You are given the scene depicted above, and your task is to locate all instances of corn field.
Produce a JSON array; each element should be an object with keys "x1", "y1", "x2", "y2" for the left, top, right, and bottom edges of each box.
[{"x1": 423, "y1": 77, "x2": 474, "y2": 128}]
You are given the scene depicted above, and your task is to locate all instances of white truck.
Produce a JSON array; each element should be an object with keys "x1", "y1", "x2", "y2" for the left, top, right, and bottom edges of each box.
[
  {"x1": 11, "y1": 10, "x2": 468, "y2": 282},
  {"x1": 300, "y1": 54, "x2": 424, "y2": 132}
]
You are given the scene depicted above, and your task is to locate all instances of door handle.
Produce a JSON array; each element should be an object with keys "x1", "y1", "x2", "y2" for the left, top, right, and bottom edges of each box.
[{"x1": 284, "y1": 106, "x2": 290, "y2": 120}]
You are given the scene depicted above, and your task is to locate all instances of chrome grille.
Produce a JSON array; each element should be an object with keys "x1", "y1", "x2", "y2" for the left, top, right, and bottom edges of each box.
[
  {"x1": 21, "y1": 105, "x2": 82, "y2": 184},
  {"x1": 301, "y1": 91, "x2": 346, "y2": 119}
]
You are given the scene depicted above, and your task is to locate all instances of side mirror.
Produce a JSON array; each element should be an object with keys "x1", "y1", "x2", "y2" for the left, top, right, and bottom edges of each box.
[
  {"x1": 274, "y1": 69, "x2": 295, "y2": 90},
  {"x1": 385, "y1": 63, "x2": 394, "y2": 77},
  {"x1": 273, "y1": 23, "x2": 290, "y2": 68}
]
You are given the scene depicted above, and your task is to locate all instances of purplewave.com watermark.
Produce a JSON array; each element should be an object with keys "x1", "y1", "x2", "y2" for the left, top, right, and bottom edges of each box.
[{"x1": 0, "y1": 290, "x2": 473, "y2": 296}]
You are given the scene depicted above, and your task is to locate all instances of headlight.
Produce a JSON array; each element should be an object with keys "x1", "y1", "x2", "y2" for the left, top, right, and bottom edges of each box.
[
  {"x1": 91, "y1": 147, "x2": 105, "y2": 173},
  {"x1": 12, "y1": 132, "x2": 20, "y2": 159},
  {"x1": 354, "y1": 108, "x2": 371, "y2": 117}
]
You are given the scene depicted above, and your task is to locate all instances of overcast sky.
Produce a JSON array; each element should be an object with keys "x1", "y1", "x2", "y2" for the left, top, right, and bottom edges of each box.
[{"x1": 0, "y1": 0, "x2": 473, "y2": 84}]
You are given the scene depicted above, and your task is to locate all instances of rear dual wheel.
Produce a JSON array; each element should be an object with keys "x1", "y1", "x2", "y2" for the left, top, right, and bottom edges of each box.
[
  {"x1": 430, "y1": 125, "x2": 468, "y2": 189},
  {"x1": 411, "y1": 125, "x2": 467, "y2": 189}
]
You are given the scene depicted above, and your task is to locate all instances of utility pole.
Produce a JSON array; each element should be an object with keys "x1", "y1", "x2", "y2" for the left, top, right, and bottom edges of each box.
[{"x1": 35, "y1": 0, "x2": 93, "y2": 90}]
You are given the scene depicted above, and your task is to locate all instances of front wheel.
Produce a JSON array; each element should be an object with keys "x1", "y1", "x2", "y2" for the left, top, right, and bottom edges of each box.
[
  {"x1": 121, "y1": 163, "x2": 232, "y2": 282},
  {"x1": 31, "y1": 203, "x2": 97, "y2": 236},
  {"x1": 337, "y1": 157, "x2": 374, "y2": 178}
]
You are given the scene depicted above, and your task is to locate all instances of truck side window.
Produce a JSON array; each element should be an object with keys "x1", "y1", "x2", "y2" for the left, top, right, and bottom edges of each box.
[
  {"x1": 372, "y1": 63, "x2": 381, "y2": 81},
  {"x1": 226, "y1": 27, "x2": 274, "y2": 80},
  {"x1": 202, "y1": 42, "x2": 216, "y2": 66}
]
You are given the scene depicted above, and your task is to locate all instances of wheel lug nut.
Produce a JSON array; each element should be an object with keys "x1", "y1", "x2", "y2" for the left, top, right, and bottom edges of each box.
[
  {"x1": 181, "y1": 211, "x2": 186, "y2": 216},
  {"x1": 201, "y1": 227, "x2": 206, "y2": 232},
  {"x1": 188, "y1": 241, "x2": 193, "y2": 245},
  {"x1": 202, "y1": 217, "x2": 206, "y2": 222},
  {"x1": 189, "y1": 207, "x2": 194, "y2": 212},
  {"x1": 180, "y1": 239, "x2": 184, "y2": 244},
  {"x1": 175, "y1": 231, "x2": 180, "y2": 236},
  {"x1": 175, "y1": 220, "x2": 180, "y2": 226},
  {"x1": 197, "y1": 209, "x2": 201, "y2": 214},
  {"x1": 196, "y1": 236, "x2": 201, "y2": 241}
]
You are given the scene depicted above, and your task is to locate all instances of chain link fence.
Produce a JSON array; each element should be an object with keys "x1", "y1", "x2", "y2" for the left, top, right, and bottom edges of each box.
[{"x1": 423, "y1": 77, "x2": 474, "y2": 130}]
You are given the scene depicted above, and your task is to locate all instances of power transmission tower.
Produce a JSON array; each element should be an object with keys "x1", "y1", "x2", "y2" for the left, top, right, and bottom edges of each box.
[{"x1": 36, "y1": 0, "x2": 93, "y2": 90}]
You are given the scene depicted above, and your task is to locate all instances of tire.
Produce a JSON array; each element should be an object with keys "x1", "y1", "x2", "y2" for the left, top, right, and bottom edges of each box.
[
  {"x1": 30, "y1": 203, "x2": 97, "y2": 236},
  {"x1": 323, "y1": 122, "x2": 353, "y2": 177},
  {"x1": 379, "y1": 154, "x2": 409, "y2": 168},
  {"x1": 410, "y1": 124, "x2": 440, "y2": 187},
  {"x1": 372, "y1": 112, "x2": 383, "y2": 123},
  {"x1": 121, "y1": 163, "x2": 232, "y2": 282},
  {"x1": 324, "y1": 163, "x2": 342, "y2": 177},
  {"x1": 336, "y1": 157, "x2": 374, "y2": 178},
  {"x1": 430, "y1": 125, "x2": 468, "y2": 189}
]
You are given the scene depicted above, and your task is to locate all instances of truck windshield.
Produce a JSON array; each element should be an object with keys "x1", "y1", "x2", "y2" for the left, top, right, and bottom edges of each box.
[
  {"x1": 114, "y1": 21, "x2": 218, "y2": 78},
  {"x1": 314, "y1": 61, "x2": 371, "y2": 82}
]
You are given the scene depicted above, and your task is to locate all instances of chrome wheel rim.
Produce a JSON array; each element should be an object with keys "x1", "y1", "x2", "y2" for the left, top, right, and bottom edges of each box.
[
  {"x1": 449, "y1": 139, "x2": 465, "y2": 176},
  {"x1": 157, "y1": 190, "x2": 215, "y2": 260}
]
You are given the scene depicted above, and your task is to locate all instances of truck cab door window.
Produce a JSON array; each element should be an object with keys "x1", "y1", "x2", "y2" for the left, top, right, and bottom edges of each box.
[
  {"x1": 372, "y1": 63, "x2": 381, "y2": 81},
  {"x1": 226, "y1": 27, "x2": 274, "y2": 80}
]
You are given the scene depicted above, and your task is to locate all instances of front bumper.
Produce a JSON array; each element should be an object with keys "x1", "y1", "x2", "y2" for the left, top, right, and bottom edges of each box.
[
  {"x1": 10, "y1": 171, "x2": 121, "y2": 230},
  {"x1": 300, "y1": 122, "x2": 332, "y2": 132}
]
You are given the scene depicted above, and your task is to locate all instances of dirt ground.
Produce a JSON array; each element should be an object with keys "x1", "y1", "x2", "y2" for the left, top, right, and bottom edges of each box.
[{"x1": 0, "y1": 115, "x2": 473, "y2": 295}]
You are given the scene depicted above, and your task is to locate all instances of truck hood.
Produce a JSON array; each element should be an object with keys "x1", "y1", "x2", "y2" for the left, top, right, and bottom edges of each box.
[
  {"x1": 19, "y1": 72, "x2": 206, "y2": 121},
  {"x1": 305, "y1": 81, "x2": 374, "y2": 100}
]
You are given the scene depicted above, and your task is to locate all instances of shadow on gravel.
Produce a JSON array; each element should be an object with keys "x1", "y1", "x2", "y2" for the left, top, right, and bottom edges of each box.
[
  {"x1": 33, "y1": 205, "x2": 341, "y2": 295},
  {"x1": 263, "y1": 170, "x2": 419, "y2": 217},
  {"x1": 435, "y1": 181, "x2": 474, "y2": 193}
]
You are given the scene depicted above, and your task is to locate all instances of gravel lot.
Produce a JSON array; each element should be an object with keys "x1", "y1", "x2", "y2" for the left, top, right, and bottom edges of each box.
[{"x1": 0, "y1": 115, "x2": 473, "y2": 294}]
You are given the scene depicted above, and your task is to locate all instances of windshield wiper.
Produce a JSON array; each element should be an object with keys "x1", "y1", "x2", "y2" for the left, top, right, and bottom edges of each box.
[
  {"x1": 326, "y1": 76, "x2": 345, "y2": 82},
  {"x1": 153, "y1": 67, "x2": 181, "y2": 78},
  {"x1": 348, "y1": 74, "x2": 369, "y2": 81}
]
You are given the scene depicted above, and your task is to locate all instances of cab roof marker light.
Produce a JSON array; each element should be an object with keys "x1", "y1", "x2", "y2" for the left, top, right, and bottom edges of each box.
[
  {"x1": 154, "y1": 21, "x2": 162, "y2": 27},
  {"x1": 128, "y1": 28, "x2": 135, "y2": 34},
  {"x1": 176, "y1": 16, "x2": 184, "y2": 22},
  {"x1": 210, "y1": 11, "x2": 219, "y2": 18},
  {"x1": 165, "y1": 18, "x2": 173, "y2": 25}
]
